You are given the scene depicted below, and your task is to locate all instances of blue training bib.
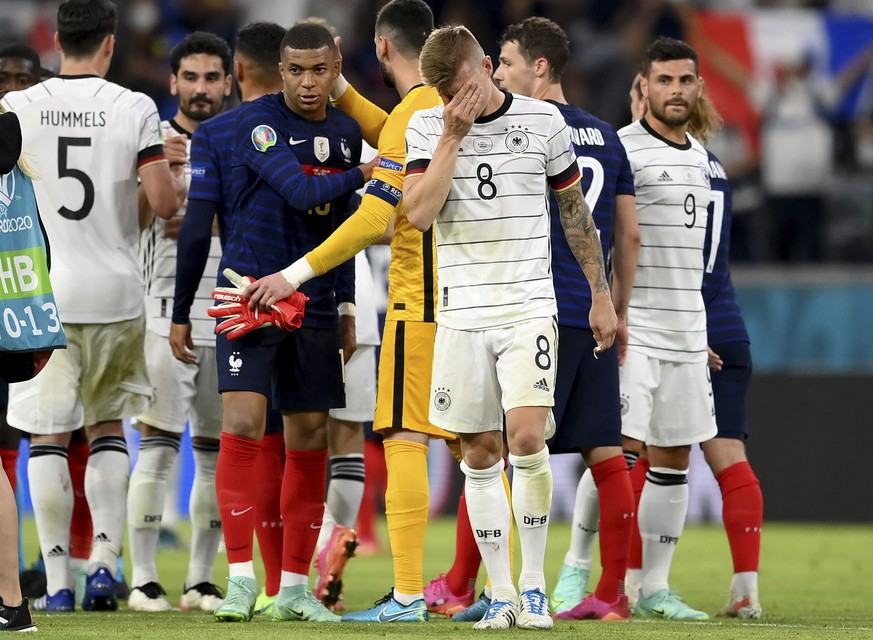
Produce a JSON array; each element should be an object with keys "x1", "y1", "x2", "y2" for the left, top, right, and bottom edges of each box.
[{"x1": 0, "y1": 165, "x2": 66, "y2": 352}]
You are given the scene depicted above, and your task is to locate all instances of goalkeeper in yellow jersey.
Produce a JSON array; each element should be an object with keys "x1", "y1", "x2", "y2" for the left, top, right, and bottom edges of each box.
[{"x1": 244, "y1": 0, "x2": 460, "y2": 623}]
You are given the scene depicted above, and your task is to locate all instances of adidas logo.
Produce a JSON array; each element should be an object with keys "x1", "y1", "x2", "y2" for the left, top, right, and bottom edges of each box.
[
  {"x1": 657, "y1": 170, "x2": 672, "y2": 182},
  {"x1": 94, "y1": 532, "x2": 110, "y2": 543},
  {"x1": 532, "y1": 378, "x2": 550, "y2": 392},
  {"x1": 46, "y1": 545, "x2": 66, "y2": 558}
]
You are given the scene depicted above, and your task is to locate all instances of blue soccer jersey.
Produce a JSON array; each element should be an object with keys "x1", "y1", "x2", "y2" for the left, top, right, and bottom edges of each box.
[
  {"x1": 222, "y1": 92, "x2": 363, "y2": 326},
  {"x1": 548, "y1": 102, "x2": 635, "y2": 329},
  {"x1": 702, "y1": 150, "x2": 749, "y2": 346},
  {"x1": 188, "y1": 108, "x2": 239, "y2": 244}
]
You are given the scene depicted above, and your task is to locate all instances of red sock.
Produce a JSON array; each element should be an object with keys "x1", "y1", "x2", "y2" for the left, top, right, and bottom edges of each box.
[
  {"x1": 0, "y1": 449, "x2": 18, "y2": 494},
  {"x1": 717, "y1": 461, "x2": 762, "y2": 573},
  {"x1": 357, "y1": 439, "x2": 386, "y2": 545},
  {"x1": 281, "y1": 448, "x2": 327, "y2": 575},
  {"x1": 445, "y1": 489, "x2": 481, "y2": 596},
  {"x1": 216, "y1": 433, "x2": 261, "y2": 565},
  {"x1": 255, "y1": 433, "x2": 284, "y2": 596},
  {"x1": 68, "y1": 441, "x2": 92, "y2": 559},
  {"x1": 627, "y1": 456, "x2": 648, "y2": 571},
  {"x1": 591, "y1": 455, "x2": 634, "y2": 602}
]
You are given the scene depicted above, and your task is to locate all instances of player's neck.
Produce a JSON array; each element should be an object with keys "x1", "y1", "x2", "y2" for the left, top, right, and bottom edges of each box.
[
  {"x1": 479, "y1": 81, "x2": 506, "y2": 118},
  {"x1": 643, "y1": 112, "x2": 688, "y2": 145},
  {"x1": 59, "y1": 59, "x2": 104, "y2": 78},
  {"x1": 241, "y1": 83, "x2": 283, "y2": 103},
  {"x1": 172, "y1": 111, "x2": 198, "y2": 135},
  {"x1": 393, "y1": 58, "x2": 423, "y2": 99},
  {"x1": 534, "y1": 81, "x2": 565, "y2": 104}
]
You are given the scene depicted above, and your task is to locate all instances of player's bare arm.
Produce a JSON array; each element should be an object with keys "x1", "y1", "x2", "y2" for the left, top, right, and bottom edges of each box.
[
  {"x1": 610, "y1": 193, "x2": 640, "y2": 364},
  {"x1": 554, "y1": 182, "x2": 618, "y2": 350},
  {"x1": 405, "y1": 82, "x2": 483, "y2": 231}
]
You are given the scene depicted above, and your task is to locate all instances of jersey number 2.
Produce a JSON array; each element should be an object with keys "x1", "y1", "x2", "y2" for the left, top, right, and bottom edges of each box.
[{"x1": 57, "y1": 137, "x2": 95, "y2": 220}]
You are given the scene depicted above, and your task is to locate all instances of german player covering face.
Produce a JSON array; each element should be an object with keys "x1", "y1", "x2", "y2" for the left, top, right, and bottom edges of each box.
[
  {"x1": 171, "y1": 53, "x2": 232, "y2": 126},
  {"x1": 280, "y1": 44, "x2": 339, "y2": 121}
]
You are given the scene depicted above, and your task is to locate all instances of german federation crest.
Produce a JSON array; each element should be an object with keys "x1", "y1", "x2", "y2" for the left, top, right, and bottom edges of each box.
[
  {"x1": 251, "y1": 125, "x2": 277, "y2": 152},
  {"x1": 314, "y1": 136, "x2": 330, "y2": 163},
  {"x1": 505, "y1": 130, "x2": 529, "y2": 153}
]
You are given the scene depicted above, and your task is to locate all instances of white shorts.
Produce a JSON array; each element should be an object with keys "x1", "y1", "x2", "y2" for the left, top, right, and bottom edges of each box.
[
  {"x1": 619, "y1": 350, "x2": 717, "y2": 447},
  {"x1": 428, "y1": 318, "x2": 557, "y2": 437},
  {"x1": 136, "y1": 330, "x2": 222, "y2": 439},
  {"x1": 330, "y1": 344, "x2": 376, "y2": 423},
  {"x1": 7, "y1": 317, "x2": 152, "y2": 435}
]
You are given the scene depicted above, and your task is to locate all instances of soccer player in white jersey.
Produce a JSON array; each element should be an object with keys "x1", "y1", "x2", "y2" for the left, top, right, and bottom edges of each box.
[
  {"x1": 615, "y1": 36, "x2": 716, "y2": 620},
  {"x1": 0, "y1": 0, "x2": 183, "y2": 613},
  {"x1": 404, "y1": 25, "x2": 617, "y2": 630},
  {"x1": 130, "y1": 31, "x2": 233, "y2": 613}
]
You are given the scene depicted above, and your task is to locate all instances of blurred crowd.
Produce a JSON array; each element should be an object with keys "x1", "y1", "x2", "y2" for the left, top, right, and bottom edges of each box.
[{"x1": 3, "y1": 0, "x2": 873, "y2": 263}]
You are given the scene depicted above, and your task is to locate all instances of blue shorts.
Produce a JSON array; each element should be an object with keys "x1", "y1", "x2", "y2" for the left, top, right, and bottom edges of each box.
[
  {"x1": 547, "y1": 326, "x2": 622, "y2": 453},
  {"x1": 711, "y1": 341, "x2": 752, "y2": 440},
  {"x1": 216, "y1": 324, "x2": 345, "y2": 413}
]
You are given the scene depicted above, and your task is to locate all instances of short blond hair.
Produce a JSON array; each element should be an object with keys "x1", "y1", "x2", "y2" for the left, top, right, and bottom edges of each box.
[{"x1": 419, "y1": 25, "x2": 482, "y2": 95}]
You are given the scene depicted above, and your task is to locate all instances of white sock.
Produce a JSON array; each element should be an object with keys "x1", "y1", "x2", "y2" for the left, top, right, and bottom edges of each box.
[
  {"x1": 161, "y1": 454, "x2": 181, "y2": 531},
  {"x1": 731, "y1": 571, "x2": 759, "y2": 597},
  {"x1": 393, "y1": 589, "x2": 423, "y2": 606},
  {"x1": 128, "y1": 435, "x2": 179, "y2": 587},
  {"x1": 638, "y1": 467, "x2": 688, "y2": 598},
  {"x1": 28, "y1": 444, "x2": 73, "y2": 595},
  {"x1": 461, "y1": 459, "x2": 516, "y2": 603},
  {"x1": 509, "y1": 448, "x2": 553, "y2": 592},
  {"x1": 315, "y1": 503, "x2": 336, "y2": 557},
  {"x1": 229, "y1": 561, "x2": 256, "y2": 580},
  {"x1": 86, "y1": 435, "x2": 130, "y2": 574},
  {"x1": 187, "y1": 440, "x2": 221, "y2": 588},
  {"x1": 326, "y1": 454, "x2": 365, "y2": 528},
  {"x1": 279, "y1": 571, "x2": 308, "y2": 588},
  {"x1": 565, "y1": 467, "x2": 599, "y2": 569}
]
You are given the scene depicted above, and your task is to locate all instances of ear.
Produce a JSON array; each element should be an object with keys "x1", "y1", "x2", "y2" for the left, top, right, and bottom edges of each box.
[
  {"x1": 169, "y1": 73, "x2": 178, "y2": 97},
  {"x1": 640, "y1": 76, "x2": 649, "y2": 99},
  {"x1": 483, "y1": 55, "x2": 493, "y2": 75},
  {"x1": 234, "y1": 58, "x2": 244, "y2": 84},
  {"x1": 104, "y1": 34, "x2": 115, "y2": 59},
  {"x1": 376, "y1": 35, "x2": 389, "y2": 60},
  {"x1": 534, "y1": 57, "x2": 549, "y2": 79},
  {"x1": 223, "y1": 73, "x2": 232, "y2": 97},
  {"x1": 53, "y1": 32, "x2": 62, "y2": 54}
]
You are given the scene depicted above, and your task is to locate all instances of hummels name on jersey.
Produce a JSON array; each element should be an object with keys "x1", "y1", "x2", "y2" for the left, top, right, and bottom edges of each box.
[{"x1": 39, "y1": 110, "x2": 107, "y2": 128}]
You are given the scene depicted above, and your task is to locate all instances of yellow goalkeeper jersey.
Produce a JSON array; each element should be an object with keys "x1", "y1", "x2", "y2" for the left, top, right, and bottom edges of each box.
[{"x1": 305, "y1": 83, "x2": 441, "y2": 323}]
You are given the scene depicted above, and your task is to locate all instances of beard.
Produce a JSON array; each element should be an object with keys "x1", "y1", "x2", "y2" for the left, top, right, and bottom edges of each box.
[
  {"x1": 649, "y1": 98, "x2": 693, "y2": 127},
  {"x1": 379, "y1": 58, "x2": 395, "y2": 89},
  {"x1": 180, "y1": 97, "x2": 217, "y2": 122}
]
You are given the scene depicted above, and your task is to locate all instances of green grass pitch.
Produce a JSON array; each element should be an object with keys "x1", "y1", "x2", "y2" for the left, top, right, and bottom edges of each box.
[{"x1": 21, "y1": 517, "x2": 873, "y2": 638}]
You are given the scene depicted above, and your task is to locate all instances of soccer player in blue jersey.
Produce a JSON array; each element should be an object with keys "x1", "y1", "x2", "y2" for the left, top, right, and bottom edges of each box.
[
  {"x1": 171, "y1": 21, "x2": 288, "y2": 616},
  {"x1": 490, "y1": 17, "x2": 638, "y2": 622},
  {"x1": 687, "y1": 90, "x2": 764, "y2": 621},
  {"x1": 202, "y1": 23, "x2": 372, "y2": 624}
]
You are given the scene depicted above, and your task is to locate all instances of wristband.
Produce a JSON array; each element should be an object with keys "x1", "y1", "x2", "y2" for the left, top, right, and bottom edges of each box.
[
  {"x1": 337, "y1": 302, "x2": 356, "y2": 318},
  {"x1": 330, "y1": 74, "x2": 350, "y2": 102},
  {"x1": 280, "y1": 256, "x2": 316, "y2": 290}
]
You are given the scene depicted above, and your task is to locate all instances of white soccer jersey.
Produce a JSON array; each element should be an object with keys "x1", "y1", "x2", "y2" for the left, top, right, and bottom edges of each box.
[
  {"x1": 2, "y1": 76, "x2": 165, "y2": 324},
  {"x1": 405, "y1": 92, "x2": 580, "y2": 331},
  {"x1": 618, "y1": 118, "x2": 711, "y2": 363},
  {"x1": 142, "y1": 119, "x2": 221, "y2": 345}
]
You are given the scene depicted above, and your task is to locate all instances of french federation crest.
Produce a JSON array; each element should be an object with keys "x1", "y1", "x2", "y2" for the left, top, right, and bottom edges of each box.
[
  {"x1": 251, "y1": 125, "x2": 277, "y2": 152},
  {"x1": 314, "y1": 136, "x2": 330, "y2": 163}
]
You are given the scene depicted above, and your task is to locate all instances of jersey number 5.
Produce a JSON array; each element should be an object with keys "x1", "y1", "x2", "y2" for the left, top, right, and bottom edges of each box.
[{"x1": 57, "y1": 137, "x2": 95, "y2": 220}]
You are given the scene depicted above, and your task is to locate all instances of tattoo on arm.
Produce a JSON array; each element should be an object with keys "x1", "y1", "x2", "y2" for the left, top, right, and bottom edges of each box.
[{"x1": 555, "y1": 184, "x2": 610, "y2": 294}]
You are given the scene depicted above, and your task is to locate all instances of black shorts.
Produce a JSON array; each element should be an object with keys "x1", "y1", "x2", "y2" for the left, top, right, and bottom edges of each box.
[
  {"x1": 711, "y1": 341, "x2": 752, "y2": 440},
  {"x1": 547, "y1": 326, "x2": 622, "y2": 453},
  {"x1": 216, "y1": 324, "x2": 345, "y2": 413}
]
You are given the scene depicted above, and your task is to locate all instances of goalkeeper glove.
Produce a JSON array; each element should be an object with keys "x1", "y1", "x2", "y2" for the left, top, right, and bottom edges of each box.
[{"x1": 208, "y1": 269, "x2": 308, "y2": 340}]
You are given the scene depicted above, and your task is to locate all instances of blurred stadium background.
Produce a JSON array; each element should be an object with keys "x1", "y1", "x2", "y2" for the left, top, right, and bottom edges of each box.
[{"x1": 3, "y1": 0, "x2": 873, "y2": 524}]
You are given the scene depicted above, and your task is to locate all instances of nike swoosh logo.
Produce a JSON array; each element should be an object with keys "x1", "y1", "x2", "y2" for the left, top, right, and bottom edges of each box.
[
  {"x1": 230, "y1": 507, "x2": 253, "y2": 516},
  {"x1": 310, "y1": 523, "x2": 322, "y2": 529},
  {"x1": 377, "y1": 606, "x2": 416, "y2": 622},
  {"x1": 289, "y1": 137, "x2": 307, "y2": 145},
  {"x1": 289, "y1": 608, "x2": 304, "y2": 617},
  {"x1": 650, "y1": 608, "x2": 665, "y2": 616}
]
